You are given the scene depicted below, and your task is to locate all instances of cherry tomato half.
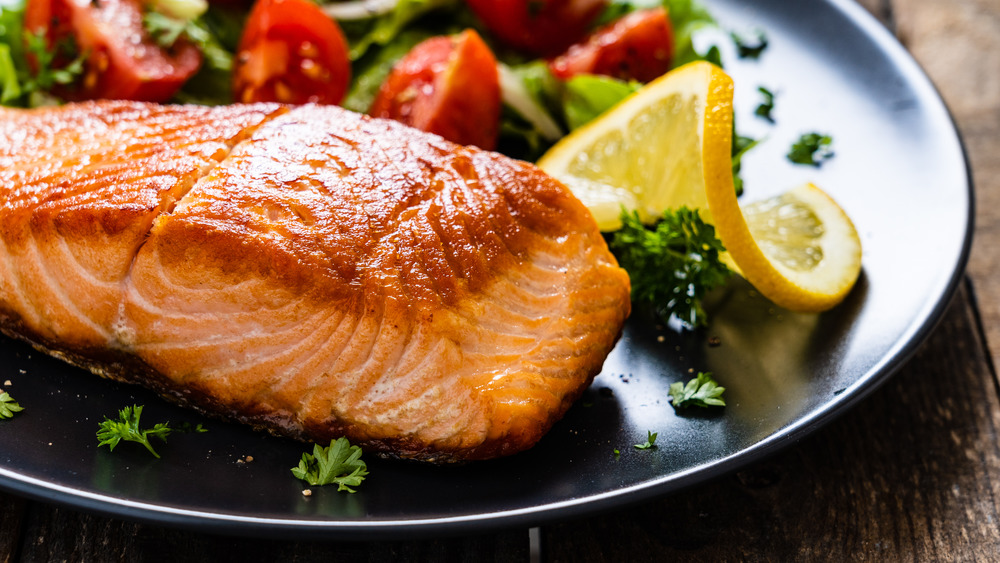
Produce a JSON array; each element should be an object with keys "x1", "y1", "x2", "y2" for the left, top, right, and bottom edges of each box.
[
  {"x1": 464, "y1": 0, "x2": 608, "y2": 57},
  {"x1": 549, "y1": 8, "x2": 674, "y2": 83},
  {"x1": 233, "y1": 0, "x2": 350, "y2": 105},
  {"x1": 24, "y1": 0, "x2": 202, "y2": 102},
  {"x1": 370, "y1": 29, "x2": 501, "y2": 151}
]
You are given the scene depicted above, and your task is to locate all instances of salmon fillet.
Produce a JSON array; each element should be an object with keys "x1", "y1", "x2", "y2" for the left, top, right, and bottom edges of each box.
[{"x1": 0, "y1": 101, "x2": 631, "y2": 462}]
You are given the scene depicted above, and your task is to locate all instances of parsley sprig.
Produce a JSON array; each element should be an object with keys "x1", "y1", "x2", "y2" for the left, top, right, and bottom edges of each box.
[
  {"x1": 669, "y1": 372, "x2": 726, "y2": 408},
  {"x1": 96, "y1": 405, "x2": 206, "y2": 458},
  {"x1": 788, "y1": 133, "x2": 834, "y2": 166},
  {"x1": 610, "y1": 207, "x2": 732, "y2": 328},
  {"x1": 0, "y1": 391, "x2": 23, "y2": 419},
  {"x1": 292, "y1": 437, "x2": 369, "y2": 493}
]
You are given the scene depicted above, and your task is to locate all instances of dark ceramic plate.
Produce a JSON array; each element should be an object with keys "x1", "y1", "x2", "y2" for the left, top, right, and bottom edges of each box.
[{"x1": 0, "y1": 0, "x2": 972, "y2": 539}]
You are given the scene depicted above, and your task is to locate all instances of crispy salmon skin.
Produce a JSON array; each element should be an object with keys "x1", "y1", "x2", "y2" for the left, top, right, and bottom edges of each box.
[{"x1": 0, "y1": 101, "x2": 630, "y2": 462}]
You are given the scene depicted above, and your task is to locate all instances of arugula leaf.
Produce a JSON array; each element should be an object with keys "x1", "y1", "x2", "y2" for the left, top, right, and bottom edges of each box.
[
  {"x1": 634, "y1": 430, "x2": 658, "y2": 449},
  {"x1": 0, "y1": 391, "x2": 23, "y2": 419},
  {"x1": 669, "y1": 372, "x2": 726, "y2": 408},
  {"x1": 788, "y1": 132, "x2": 834, "y2": 166},
  {"x1": 562, "y1": 74, "x2": 641, "y2": 131},
  {"x1": 291, "y1": 437, "x2": 369, "y2": 493},
  {"x1": 96, "y1": 405, "x2": 204, "y2": 458},
  {"x1": 754, "y1": 86, "x2": 775, "y2": 123},
  {"x1": 610, "y1": 207, "x2": 732, "y2": 328},
  {"x1": 731, "y1": 29, "x2": 768, "y2": 59}
]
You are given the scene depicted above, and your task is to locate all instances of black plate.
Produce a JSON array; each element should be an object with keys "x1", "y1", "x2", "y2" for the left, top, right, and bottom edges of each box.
[{"x1": 0, "y1": 0, "x2": 972, "y2": 539}]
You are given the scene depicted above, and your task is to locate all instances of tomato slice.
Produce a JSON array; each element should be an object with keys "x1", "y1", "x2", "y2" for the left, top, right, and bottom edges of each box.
[
  {"x1": 549, "y1": 8, "x2": 674, "y2": 83},
  {"x1": 23, "y1": 0, "x2": 202, "y2": 102},
  {"x1": 370, "y1": 29, "x2": 501, "y2": 151},
  {"x1": 464, "y1": 0, "x2": 607, "y2": 57},
  {"x1": 233, "y1": 0, "x2": 350, "y2": 105}
]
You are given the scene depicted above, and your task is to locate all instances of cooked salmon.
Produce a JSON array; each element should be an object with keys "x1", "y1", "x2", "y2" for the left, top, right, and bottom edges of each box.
[{"x1": 0, "y1": 101, "x2": 630, "y2": 462}]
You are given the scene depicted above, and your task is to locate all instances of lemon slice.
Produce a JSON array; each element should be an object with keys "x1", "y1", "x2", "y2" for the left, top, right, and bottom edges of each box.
[
  {"x1": 537, "y1": 61, "x2": 733, "y2": 231},
  {"x1": 537, "y1": 61, "x2": 862, "y2": 313},
  {"x1": 710, "y1": 182, "x2": 862, "y2": 313}
]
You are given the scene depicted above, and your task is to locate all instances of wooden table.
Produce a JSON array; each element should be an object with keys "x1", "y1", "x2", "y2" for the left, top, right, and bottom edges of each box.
[{"x1": 2, "y1": 0, "x2": 999, "y2": 560}]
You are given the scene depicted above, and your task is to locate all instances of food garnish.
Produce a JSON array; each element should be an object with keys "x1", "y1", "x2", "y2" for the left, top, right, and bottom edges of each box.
[
  {"x1": 634, "y1": 430, "x2": 658, "y2": 449},
  {"x1": 0, "y1": 391, "x2": 23, "y2": 419},
  {"x1": 669, "y1": 372, "x2": 726, "y2": 409},
  {"x1": 730, "y1": 29, "x2": 768, "y2": 59},
  {"x1": 755, "y1": 86, "x2": 775, "y2": 122},
  {"x1": 788, "y1": 132, "x2": 834, "y2": 166},
  {"x1": 292, "y1": 437, "x2": 369, "y2": 493},
  {"x1": 96, "y1": 405, "x2": 206, "y2": 458},
  {"x1": 610, "y1": 207, "x2": 731, "y2": 328}
]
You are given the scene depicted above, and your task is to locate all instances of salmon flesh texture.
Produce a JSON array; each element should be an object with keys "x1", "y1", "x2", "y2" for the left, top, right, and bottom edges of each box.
[{"x1": 0, "y1": 101, "x2": 631, "y2": 462}]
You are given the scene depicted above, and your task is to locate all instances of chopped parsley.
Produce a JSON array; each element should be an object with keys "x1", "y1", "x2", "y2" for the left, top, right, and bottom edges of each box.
[
  {"x1": 96, "y1": 405, "x2": 206, "y2": 458},
  {"x1": 788, "y1": 132, "x2": 834, "y2": 166},
  {"x1": 669, "y1": 372, "x2": 726, "y2": 409},
  {"x1": 610, "y1": 207, "x2": 732, "y2": 328},
  {"x1": 755, "y1": 86, "x2": 775, "y2": 123},
  {"x1": 0, "y1": 391, "x2": 23, "y2": 419},
  {"x1": 731, "y1": 29, "x2": 768, "y2": 59},
  {"x1": 291, "y1": 437, "x2": 369, "y2": 493}
]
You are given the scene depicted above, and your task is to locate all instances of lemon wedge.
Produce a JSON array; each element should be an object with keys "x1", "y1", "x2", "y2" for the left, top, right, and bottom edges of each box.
[
  {"x1": 538, "y1": 61, "x2": 862, "y2": 313},
  {"x1": 537, "y1": 61, "x2": 732, "y2": 231}
]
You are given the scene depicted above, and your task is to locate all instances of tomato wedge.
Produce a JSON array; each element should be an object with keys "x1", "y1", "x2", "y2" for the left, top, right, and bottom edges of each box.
[
  {"x1": 370, "y1": 29, "x2": 500, "y2": 150},
  {"x1": 23, "y1": 0, "x2": 202, "y2": 102},
  {"x1": 549, "y1": 8, "x2": 674, "y2": 83},
  {"x1": 233, "y1": 0, "x2": 350, "y2": 105},
  {"x1": 464, "y1": 0, "x2": 607, "y2": 57}
]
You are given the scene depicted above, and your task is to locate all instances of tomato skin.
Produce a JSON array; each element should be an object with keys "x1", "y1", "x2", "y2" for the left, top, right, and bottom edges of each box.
[
  {"x1": 233, "y1": 0, "x2": 350, "y2": 105},
  {"x1": 370, "y1": 29, "x2": 501, "y2": 151},
  {"x1": 549, "y1": 8, "x2": 674, "y2": 83},
  {"x1": 464, "y1": 0, "x2": 607, "y2": 57},
  {"x1": 23, "y1": 0, "x2": 201, "y2": 102}
]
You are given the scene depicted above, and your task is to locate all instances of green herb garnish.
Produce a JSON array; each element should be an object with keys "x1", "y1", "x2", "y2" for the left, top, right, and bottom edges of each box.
[
  {"x1": 755, "y1": 86, "x2": 775, "y2": 123},
  {"x1": 291, "y1": 437, "x2": 369, "y2": 493},
  {"x1": 610, "y1": 207, "x2": 732, "y2": 328},
  {"x1": 0, "y1": 391, "x2": 23, "y2": 419},
  {"x1": 96, "y1": 405, "x2": 205, "y2": 458},
  {"x1": 669, "y1": 372, "x2": 726, "y2": 408},
  {"x1": 634, "y1": 430, "x2": 658, "y2": 450},
  {"x1": 731, "y1": 29, "x2": 768, "y2": 59},
  {"x1": 788, "y1": 132, "x2": 834, "y2": 166}
]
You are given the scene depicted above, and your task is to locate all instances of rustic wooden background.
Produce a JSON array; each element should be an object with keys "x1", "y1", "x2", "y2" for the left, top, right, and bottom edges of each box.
[{"x1": 2, "y1": 0, "x2": 999, "y2": 560}]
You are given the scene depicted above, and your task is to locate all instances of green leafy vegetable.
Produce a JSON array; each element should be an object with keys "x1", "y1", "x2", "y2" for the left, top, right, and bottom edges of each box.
[
  {"x1": 291, "y1": 437, "x2": 369, "y2": 492},
  {"x1": 562, "y1": 74, "x2": 641, "y2": 131},
  {"x1": 634, "y1": 430, "x2": 658, "y2": 449},
  {"x1": 337, "y1": 0, "x2": 461, "y2": 62},
  {"x1": 96, "y1": 405, "x2": 206, "y2": 458},
  {"x1": 0, "y1": 391, "x2": 23, "y2": 419},
  {"x1": 788, "y1": 132, "x2": 834, "y2": 166},
  {"x1": 144, "y1": 12, "x2": 233, "y2": 72},
  {"x1": 0, "y1": 2, "x2": 85, "y2": 107},
  {"x1": 730, "y1": 29, "x2": 768, "y2": 59},
  {"x1": 342, "y1": 28, "x2": 430, "y2": 112},
  {"x1": 610, "y1": 207, "x2": 732, "y2": 327},
  {"x1": 754, "y1": 86, "x2": 775, "y2": 123},
  {"x1": 593, "y1": 1, "x2": 718, "y2": 67},
  {"x1": 669, "y1": 372, "x2": 726, "y2": 408}
]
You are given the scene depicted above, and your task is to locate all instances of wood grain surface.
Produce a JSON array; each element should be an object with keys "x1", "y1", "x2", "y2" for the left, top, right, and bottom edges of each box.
[{"x1": 2, "y1": 0, "x2": 999, "y2": 560}]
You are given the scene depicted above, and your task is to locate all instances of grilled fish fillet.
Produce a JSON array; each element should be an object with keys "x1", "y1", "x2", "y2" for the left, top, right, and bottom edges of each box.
[{"x1": 0, "y1": 101, "x2": 630, "y2": 462}]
